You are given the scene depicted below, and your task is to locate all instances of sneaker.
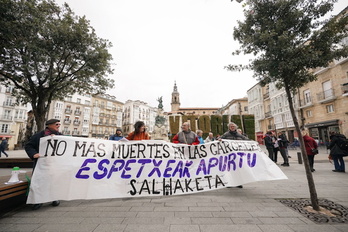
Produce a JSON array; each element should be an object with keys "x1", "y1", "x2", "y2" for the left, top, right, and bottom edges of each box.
[
  {"x1": 237, "y1": 185, "x2": 243, "y2": 188},
  {"x1": 332, "y1": 170, "x2": 339, "y2": 172},
  {"x1": 288, "y1": 156, "x2": 291, "y2": 158},
  {"x1": 52, "y1": 200, "x2": 60, "y2": 207},
  {"x1": 311, "y1": 169, "x2": 315, "y2": 172},
  {"x1": 32, "y1": 204, "x2": 43, "y2": 210},
  {"x1": 281, "y1": 163, "x2": 290, "y2": 166}
]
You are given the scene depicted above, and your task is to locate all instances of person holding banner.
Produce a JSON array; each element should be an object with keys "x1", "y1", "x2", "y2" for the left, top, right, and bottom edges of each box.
[
  {"x1": 221, "y1": 122, "x2": 248, "y2": 140},
  {"x1": 126, "y1": 121, "x2": 150, "y2": 140},
  {"x1": 109, "y1": 128, "x2": 124, "y2": 141},
  {"x1": 204, "y1": 132, "x2": 215, "y2": 143},
  {"x1": 25, "y1": 118, "x2": 63, "y2": 210},
  {"x1": 172, "y1": 122, "x2": 200, "y2": 145},
  {"x1": 196, "y1": 130, "x2": 205, "y2": 144},
  {"x1": 220, "y1": 122, "x2": 249, "y2": 188}
]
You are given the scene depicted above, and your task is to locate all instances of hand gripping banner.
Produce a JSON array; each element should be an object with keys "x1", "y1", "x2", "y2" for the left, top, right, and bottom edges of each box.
[{"x1": 27, "y1": 136, "x2": 287, "y2": 204}]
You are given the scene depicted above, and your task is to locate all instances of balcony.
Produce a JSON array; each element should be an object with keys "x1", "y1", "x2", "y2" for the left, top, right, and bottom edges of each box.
[
  {"x1": 73, "y1": 120, "x2": 81, "y2": 126},
  {"x1": 72, "y1": 131, "x2": 80, "y2": 136},
  {"x1": 3, "y1": 102, "x2": 15, "y2": 107},
  {"x1": 74, "y1": 110, "x2": 81, "y2": 115},
  {"x1": 317, "y1": 88, "x2": 337, "y2": 104},
  {"x1": 81, "y1": 131, "x2": 89, "y2": 136},
  {"x1": 1, "y1": 115, "x2": 13, "y2": 121},
  {"x1": 62, "y1": 130, "x2": 71, "y2": 135},
  {"x1": 264, "y1": 111, "x2": 272, "y2": 118},
  {"x1": 65, "y1": 108, "x2": 72, "y2": 114},
  {"x1": 63, "y1": 119, "x2": 71, "y2": 124},
  {"x1": 14, "y1": 117, "x2": 25, "y2": 122},
  {"x1": 342, "y1": 83, "x2": 348, "y2": 96},
  {"x1": 263, "y1": 92, "x2": 270, "y2": 99},
  {"x1": 299, "y1": 99, "x2": 314, "y2": 109}
]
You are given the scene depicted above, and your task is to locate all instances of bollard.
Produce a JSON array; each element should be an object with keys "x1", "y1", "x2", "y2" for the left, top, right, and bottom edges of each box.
[{"x1": 297, "y1": 152, "x2": 302, "y2": 164}]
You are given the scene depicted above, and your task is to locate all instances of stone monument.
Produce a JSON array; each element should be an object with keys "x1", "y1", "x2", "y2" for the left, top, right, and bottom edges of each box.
[{"x1": 152, "y1": 97, "x2": 169, "y2": 141}]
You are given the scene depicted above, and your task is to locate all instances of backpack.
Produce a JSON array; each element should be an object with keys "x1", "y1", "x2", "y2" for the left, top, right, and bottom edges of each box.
[{"x1": 337, "y1": 137, "x2": 348, "y2": 154}]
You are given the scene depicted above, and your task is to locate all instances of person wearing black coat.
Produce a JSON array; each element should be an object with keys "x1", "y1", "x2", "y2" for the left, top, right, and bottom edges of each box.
[
  {"x1": 328, "y1": 132, "x2": 346, "y2": 173},
  {"x1": 25, "y1": 118, "x2": 63, "y2": 210},
  {"x1": 0, "y1": 137, "x2": 9, "y2": 157},
  {"x1": 264, "y1": 131, "x2": 275, "y2": 162},
  {"x1": 278, "y1": 132, "x2": 289, "y2": 166}
]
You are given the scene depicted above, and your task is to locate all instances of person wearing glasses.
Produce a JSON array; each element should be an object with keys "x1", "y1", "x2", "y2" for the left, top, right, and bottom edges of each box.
[
  {"x1": 25, "y1": 118, "x2": 63, "y2": 210},
  {"x1": 172, "y1": 122, "x2": 200, "y2": 145}
]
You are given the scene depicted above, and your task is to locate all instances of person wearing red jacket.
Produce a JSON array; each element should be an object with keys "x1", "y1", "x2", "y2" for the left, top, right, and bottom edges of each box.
[
  {"x1": 172, "y1": 122, "x2": 199, "y2": 145},
  {"x1": 302, "y1": 130, "x2": 318, "y2": 172},
  {"x1": 126, "y1": 121, "x2": 150, "y2": 141}
]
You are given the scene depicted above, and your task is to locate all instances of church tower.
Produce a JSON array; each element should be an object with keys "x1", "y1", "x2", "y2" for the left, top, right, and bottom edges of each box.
[{"x1": 171, "y1": 81, "x2": 180, "y2": 112}]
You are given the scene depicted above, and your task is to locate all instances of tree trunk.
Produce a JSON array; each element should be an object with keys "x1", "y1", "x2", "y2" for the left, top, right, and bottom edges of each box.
[
  {"x1": 33, "y1": 99, "x2": 49, "y2": 132},
  {"x1": 284, "y1": 83, "x2": 320, "y2": 211}
]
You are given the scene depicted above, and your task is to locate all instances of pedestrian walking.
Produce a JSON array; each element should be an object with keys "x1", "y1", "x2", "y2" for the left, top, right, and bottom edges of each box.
[{"x1": 0, "y1": 137, "x2": 9, "y2": 157}]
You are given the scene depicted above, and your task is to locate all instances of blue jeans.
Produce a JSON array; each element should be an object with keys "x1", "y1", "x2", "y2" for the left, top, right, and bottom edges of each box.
[{"x1": 333, "y1": 156, "x2": 345, "y2": 171}]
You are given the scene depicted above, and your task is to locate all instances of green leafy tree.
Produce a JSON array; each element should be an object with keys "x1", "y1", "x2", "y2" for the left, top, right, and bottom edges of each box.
[
  {"x1": 0, "y1": 0, "x2": 114, "y2": 131},
  {"x1": 227, "y1": 0, "x2": 348, "y2": 210}
]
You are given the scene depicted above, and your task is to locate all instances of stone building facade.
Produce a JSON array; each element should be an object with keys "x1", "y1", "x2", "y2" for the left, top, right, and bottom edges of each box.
[{"x1": 298, "y1": 56, "x2": 348, "y2": 146}]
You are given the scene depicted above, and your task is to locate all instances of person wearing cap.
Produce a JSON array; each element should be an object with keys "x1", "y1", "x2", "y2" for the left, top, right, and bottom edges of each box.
[
  {"x1": 109, "y1": 128, "x2": 124, "y2": 141},
  {"x1": 25, "y1": 118, "x2": 62, "y2": 210}
]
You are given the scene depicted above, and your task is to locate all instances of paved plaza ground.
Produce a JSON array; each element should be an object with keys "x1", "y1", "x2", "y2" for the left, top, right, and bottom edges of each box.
[{"x1": 0, "y1": 147, "x2": 347, "y2": 232}]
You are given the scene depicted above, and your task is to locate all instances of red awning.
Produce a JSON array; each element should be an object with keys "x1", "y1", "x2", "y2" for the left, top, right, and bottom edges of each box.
[{"x1": 0, "y1": 135, "x2": 12, "y2": 138}]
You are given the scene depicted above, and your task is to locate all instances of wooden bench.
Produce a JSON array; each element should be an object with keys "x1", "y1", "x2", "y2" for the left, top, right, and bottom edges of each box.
[
  {"x1": 0, "y1": 173, "x2": 32, "y2": 215},
  {"x1": 0, "y1": 158, "x2": 33, "y2": 168}
]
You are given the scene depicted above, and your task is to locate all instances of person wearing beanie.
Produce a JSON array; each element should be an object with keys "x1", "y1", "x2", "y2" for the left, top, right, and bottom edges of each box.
[
  {"x1": 109, "y1": 128, "x2": 124, "y2": 141},
  {"x1": 25, "y1": 118, "x2": 63, "y2": 210}
]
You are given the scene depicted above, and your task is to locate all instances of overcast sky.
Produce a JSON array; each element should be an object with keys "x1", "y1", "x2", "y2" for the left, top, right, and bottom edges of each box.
[{"x1": 55, "y1": 0, "x2": 347, "y2": 112}]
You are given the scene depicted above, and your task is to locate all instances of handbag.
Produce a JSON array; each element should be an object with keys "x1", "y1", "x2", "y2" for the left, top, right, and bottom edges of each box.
[{"x1": 308, "y1": 143, "x2": 318, "y2": 155}]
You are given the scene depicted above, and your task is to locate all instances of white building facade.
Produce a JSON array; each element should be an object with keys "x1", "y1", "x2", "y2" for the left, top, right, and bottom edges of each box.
[
  {"x1": 0, "y1": 84, "x2": 29, "y2": 149},
  {"x1": 122, "y1": 100, "x2": 157, "y2": 136}
]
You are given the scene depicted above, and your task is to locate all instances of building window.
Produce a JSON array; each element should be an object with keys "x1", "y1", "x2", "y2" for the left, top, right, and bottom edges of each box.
[
  {"x1": 326, "y1": 104, "x2": 334, "y2": 113},
  {"x1": 303, "y1": 89, "x2": 311, "y2": 104},
  {"x1": 76, "y1": 98, "x2": 81, "y2": 104},
  {"x1": 1, "y1": 124, "x2": 9, "y2": 133},
  {"x1": 306, "y1": 110, "x2": 312, "y2": 117}
]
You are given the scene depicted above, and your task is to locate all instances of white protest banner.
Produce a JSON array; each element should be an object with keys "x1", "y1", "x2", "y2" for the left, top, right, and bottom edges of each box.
[{"x1": 27, "y1": 136, "x2": 287, "y2": 204}]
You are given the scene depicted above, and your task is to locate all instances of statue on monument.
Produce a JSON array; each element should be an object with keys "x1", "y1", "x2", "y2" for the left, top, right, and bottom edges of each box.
[
  {"x1": 153, "y1": 96, "x2": 168, "y2": 141},
  {"x1": 157, "y1": 96, "x2": 163, "y2": 110}
]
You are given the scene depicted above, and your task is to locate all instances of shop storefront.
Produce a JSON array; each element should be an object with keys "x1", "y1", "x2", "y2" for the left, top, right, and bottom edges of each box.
[{"x1": 305, "y1": 119, "x2": 339, "y2": 147}]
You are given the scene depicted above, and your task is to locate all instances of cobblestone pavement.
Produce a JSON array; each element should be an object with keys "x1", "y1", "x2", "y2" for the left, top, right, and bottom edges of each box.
[{"x1": 1, "y1": 147, "x2": 347, "y2": 232}]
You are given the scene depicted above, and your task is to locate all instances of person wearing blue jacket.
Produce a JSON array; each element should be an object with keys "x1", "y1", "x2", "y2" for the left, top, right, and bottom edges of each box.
[{"x1": 109, "y1": 128, "x2": 124, "y2": 141}]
